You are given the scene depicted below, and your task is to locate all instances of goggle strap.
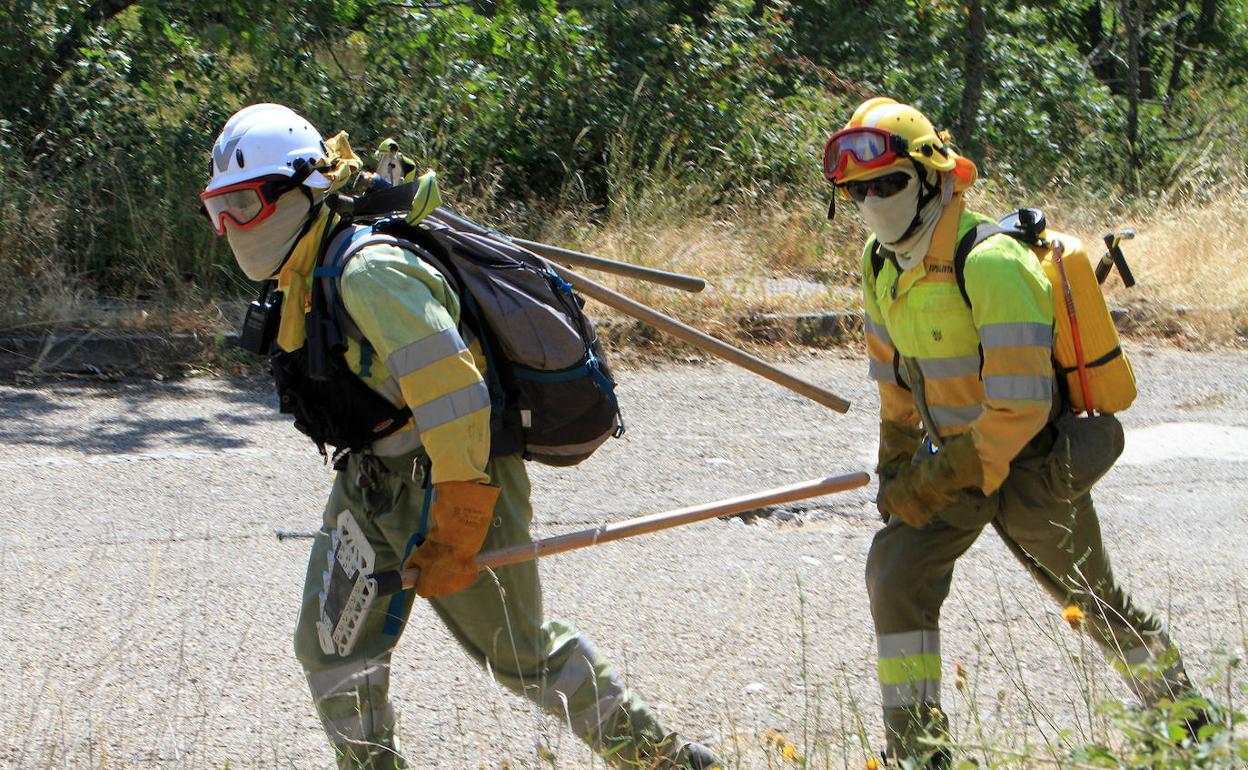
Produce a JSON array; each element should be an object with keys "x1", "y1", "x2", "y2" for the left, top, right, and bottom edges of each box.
[{"x1": 288, "y1": 158, "x2": 316, "y2": 187}]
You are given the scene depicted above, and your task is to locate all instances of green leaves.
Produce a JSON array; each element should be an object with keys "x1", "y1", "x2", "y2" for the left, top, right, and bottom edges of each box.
[{"x1": 0, "y1": 0, "x2": 1245, "y2": 303}]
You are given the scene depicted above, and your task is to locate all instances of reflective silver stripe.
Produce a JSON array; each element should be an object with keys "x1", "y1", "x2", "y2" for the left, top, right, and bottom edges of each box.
[
  {"x1": 376, "y1": 376, "x2": 403, "y2": 405},
  {"x1": 876, "y1": 630, "x2": 941, "y2": 659},
  {"x1": 865, "y1": 316, "x2": 893, "y2": 345},
  {"x1": 918, "y1": 355, "x2": 980, "y2": 380},
  {"x1": 306, "y1": 659, "x2": 387, "y2": 697},
  {"x1": 1119, "y1": 640, "x2": 1187, "y2": 703},
  {"x1": 929, "y1": 403, "x2": 982, "y2": 426},
  {"x1": 979, "y1": 322, "x2": 1053, "y2": 349},
  {"x1": 985, "y1": 374, "x2": 1052, "y2": 401},
  {"x1": 385, "y1": 328, "x2": 467, "y2": 379},
  {"x1": 323, "y1": 702, "x2": 396, "y2": 742},
  {"x1": 869, "y1": 358, "x2": 897, "y2": 385},
  {"x1": 371, "y1": 426, "x2": 423, "y2": 457},
  {"x1": 540, "y1": 638, "x2": 599, "y2": 711},
  {"x1": 1124, "y1": 645, "x2": 1151, "y2": 666},
  {"x1": 411, "y1": 382, "x2": 491, "y2": 431},
  {"x1": 1123, "y1": 639, "x2": 1172, "y2": 667},
  {"x1": 881, "y1": 680, "x2": 940, "y2": 709},
  {"x1": 568, "y1": 680, "x2": 628, "y2": 738}
]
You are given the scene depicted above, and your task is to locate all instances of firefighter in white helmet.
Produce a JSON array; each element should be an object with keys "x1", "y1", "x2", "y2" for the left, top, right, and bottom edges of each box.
[{"x1": 201, "y1": 103, "x2": 721, "y2": 770}]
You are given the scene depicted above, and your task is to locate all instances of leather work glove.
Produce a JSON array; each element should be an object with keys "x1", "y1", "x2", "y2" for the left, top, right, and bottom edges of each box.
[
  {"x1": 403, "y1": 481, "x2": 500, "y2": 598},
  {"x1": 875, "y1": 420, "x2": 923, "y2": 518},
  {"x1": 878, "y1": 432, "x2": 983, "y2": 529}
]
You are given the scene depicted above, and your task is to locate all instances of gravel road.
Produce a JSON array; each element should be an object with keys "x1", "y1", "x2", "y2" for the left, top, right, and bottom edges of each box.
[{"x1": 2, "y1": 345, "x2": 1246, "y2": 769}]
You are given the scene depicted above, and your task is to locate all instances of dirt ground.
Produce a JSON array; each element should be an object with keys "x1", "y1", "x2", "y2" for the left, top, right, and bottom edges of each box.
[{"x1": 2, "y1": 345, "x2": 1246, "y2": 768}]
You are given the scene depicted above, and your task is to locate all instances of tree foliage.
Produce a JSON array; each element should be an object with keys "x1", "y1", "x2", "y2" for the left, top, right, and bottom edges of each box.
[{"x1": 0, "y1": 0, "x2": 1244, "y2": 302}]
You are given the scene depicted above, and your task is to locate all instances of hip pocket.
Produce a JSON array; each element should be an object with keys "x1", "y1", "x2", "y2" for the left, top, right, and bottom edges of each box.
[
  {"x1": 1044, "y1": 412, "x2": 1125, "y2": 501},
  {"x1": 936, "y1": 487, "x2": 1001, "y2": 530}
]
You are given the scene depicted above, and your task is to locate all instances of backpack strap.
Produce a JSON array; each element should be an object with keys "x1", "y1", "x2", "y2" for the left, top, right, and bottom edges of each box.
[
  {"x1": 865, "y1": 240, "x2": 911, "y2": 393},
  {"x1": 324, "y1": 180, "x2": 419, "y2": 220},
  {"x1": 868, "y1": 238, "x2": 891, "y2": 281},
  {"x1": 952, "y1": 223, "x2": 1012, "y2": 308},
  {"x1": 314, "y1": 224, "x2": 397, "y2": 342}
]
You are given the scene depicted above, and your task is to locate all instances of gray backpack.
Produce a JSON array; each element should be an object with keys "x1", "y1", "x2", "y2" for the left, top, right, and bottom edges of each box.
[{"x1": 320, "y1": 216, "x2": 623, "y2": 467}]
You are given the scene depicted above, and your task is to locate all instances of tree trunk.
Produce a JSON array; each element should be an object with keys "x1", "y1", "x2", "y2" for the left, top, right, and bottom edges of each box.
[
  {"x1": 956, "y1": 0, "x2": 987, "y2": 158},
  {"x1": 1166, "y1": 0, "x2": 1191, "y2": 101},
  {"x1": 1191, "y1": 0, "x2": 1218, "y2": 79},
  {"x1": 1119, "y1": 0, "x2": 1144, "y2": 182}
]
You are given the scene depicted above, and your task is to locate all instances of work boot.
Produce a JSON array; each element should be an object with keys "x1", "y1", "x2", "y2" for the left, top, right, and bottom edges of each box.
[
  {"x1": 674, "y1": 740, "x2": 722, "y2": 769},
  {"x1": 645, "y1": 737, "x2": 723, "y2": 769},
  {"x1": 879, "y1": 746, "x2": 952, "y2": 769}
]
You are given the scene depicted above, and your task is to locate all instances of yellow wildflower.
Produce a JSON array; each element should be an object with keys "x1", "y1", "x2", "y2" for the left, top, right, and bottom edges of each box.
[
  {"x1": 763, "y1": 729, "x2": 800, "y2": 762},
  {"x1": 1062, "y1": 604, "x2": 1085, "y2": 629},
  {"x1": 866, "y1": 758, "x2": 881, "y2": 770}
]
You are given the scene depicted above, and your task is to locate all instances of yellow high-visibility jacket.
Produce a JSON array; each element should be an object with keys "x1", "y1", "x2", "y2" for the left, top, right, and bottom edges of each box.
[
  {"x1": 275, "y1": 211, "x2": 491, "y2": 485},
  {"x1": 862, "y1": 196, "x2": 1056, "y2": 494}
]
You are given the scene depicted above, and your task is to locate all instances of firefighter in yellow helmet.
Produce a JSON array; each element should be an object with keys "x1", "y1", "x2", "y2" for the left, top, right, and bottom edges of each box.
[
  {"x1": 201, "y1": 104, "x2": 720, "y2": 770},
  {"x1": 823, "y1": 98, "x2": 1202, "y2": 766}
]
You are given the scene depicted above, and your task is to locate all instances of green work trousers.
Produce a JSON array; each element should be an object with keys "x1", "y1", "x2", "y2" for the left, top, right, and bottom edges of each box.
[
  {"x1": 866, "y1": 425, "x2": 1192, "y2": 763},
  {"x1": 293, "y1": 451, "x2": 673, "y2": 769}
]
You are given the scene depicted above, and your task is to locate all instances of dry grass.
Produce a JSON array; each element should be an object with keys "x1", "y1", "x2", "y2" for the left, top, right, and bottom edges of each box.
[
  {"x1": 532, "y1": 188, "x2": 863, "y2": 352},
  {"x1": 1105, "y1": 191, "x2": 1248, "y2": 346},
  {"x1": 532, "y1": 178, "x2": 1248, "y2": 354},
  {"x1": 968, "y1": 178, "x2": 1248, "y2": 348},
  {"x1": 4, "y1": 175, "x2": 1246, "y2": 356}
]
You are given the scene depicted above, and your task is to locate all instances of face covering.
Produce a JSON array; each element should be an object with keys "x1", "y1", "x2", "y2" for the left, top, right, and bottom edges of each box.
[
  {"x1": 856, "y1": 167, "x2": 953, "y2": 270},
  {"x1": 226, "y1": 189, "x2": 312, "y2": 281}
]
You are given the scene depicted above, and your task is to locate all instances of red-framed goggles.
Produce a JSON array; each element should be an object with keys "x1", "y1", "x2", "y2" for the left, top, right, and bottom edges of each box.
[
  {"x1": 199, "y1": 177, "x2": 301, "y2": 235},
  {"x1": 822, "y1": 126, "x2": 910, "y2": 182}
]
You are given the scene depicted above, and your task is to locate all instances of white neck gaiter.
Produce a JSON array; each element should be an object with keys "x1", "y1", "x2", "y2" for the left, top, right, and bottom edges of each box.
[
  {"x1": 858, "y1": 168, "x2": 953, "y2": 271},
  {"x1": 226, "y1": 190, "x2": 312, "y2": 281}
]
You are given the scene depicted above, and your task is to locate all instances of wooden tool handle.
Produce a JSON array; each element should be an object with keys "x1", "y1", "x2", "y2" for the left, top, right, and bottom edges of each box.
[
  {"x1": 431, "y1": 208, "x2": 706, "y2": 292},
  {"x1": 514, "y1": 238, "x2": 707, "y2": 293},
  {"x1": 431, "y1": 206, "x2": 852, "y2": 414},
  {"x1": 551, "y1": 264, "x2": 852, "y2": 413},
  {"x1": 382, "y1": 472, "x2": 869, "y2": 593}
]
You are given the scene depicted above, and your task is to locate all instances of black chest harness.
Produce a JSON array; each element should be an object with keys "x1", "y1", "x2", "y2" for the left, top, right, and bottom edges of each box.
[{"x1": 245, "y1": 216, "x2": 522, "y2": 468}]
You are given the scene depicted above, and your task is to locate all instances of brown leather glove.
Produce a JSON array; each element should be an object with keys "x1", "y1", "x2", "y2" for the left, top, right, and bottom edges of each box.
[
  {"x1": 875, "y1": 420, "x2": 923, "y2": 518},
  {"x1": 403, "y1": 481, "x2": 500, "y2": 598},
  {"x1": 878, "y1": 432, "x2": 983, "y2": 528}
]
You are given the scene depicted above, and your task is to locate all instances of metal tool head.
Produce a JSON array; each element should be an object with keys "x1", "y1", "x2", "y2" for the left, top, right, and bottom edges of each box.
[
  {"x1": 1104, "y1": 229, "x2": 1136, "y2": 249},
  {"x1": 316, "y1": 510, "x2": 380, "y2": 656},
  {"x1": 1098, "y1": 230, "x2": 1137, "y2": 288}
]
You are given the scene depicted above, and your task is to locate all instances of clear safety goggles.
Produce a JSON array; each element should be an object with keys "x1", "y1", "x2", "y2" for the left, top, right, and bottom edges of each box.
[
  {"x1": 199, "y1": 177, "x2": 298, "y2": 235},
  {"x1": 822, "y1": 127, "x2": 910, "y2": 182}
]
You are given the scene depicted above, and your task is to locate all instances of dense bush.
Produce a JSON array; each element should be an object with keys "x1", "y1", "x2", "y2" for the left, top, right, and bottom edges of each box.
[{"x1": 0, "y1": 0, "x2": 1244, "y2": 318}]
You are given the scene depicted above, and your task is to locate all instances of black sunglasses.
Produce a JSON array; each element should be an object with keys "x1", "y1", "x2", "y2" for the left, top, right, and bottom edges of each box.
[{"x1": 839, "y1": 171, "x2": 913, "y2": 203}]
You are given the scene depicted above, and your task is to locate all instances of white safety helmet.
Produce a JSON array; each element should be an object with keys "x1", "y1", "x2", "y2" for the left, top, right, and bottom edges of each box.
[{"x1": 204, "y1": 103, "x2": 332, "y2": 194}]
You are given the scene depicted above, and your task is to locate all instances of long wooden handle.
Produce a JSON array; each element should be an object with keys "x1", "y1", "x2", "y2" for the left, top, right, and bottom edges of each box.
[
  {"x1": 432, "y1": 208, "x2": 706, "y2": 293},
  {"x1": 514, "y1": 237, "x2": 707, "y2": 293},
  {"x1": 378, "y1": 472, "x2": 869, "y2": 593},
  {"x1": 550, "y1": 264, "x2": 852, "y2": 413},
  {"x1": 431, "y1": 207, "x2": 852, "y2": 413}
]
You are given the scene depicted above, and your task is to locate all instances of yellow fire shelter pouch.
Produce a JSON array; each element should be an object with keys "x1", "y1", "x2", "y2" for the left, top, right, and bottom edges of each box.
[{"x1": 953, "y1": 209, "x2": 1137, "y2": 414}]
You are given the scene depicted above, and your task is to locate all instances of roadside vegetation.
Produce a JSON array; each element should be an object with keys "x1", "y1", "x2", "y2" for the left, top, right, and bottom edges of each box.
[{"x1": 1, "y1": 1, "x2": 1246, "y2": 347}]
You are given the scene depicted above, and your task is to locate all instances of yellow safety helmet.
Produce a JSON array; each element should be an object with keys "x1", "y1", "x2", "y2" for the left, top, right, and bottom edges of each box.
[
  {"x1": 824, "y1": 98, "x2": 959, "y2": 184},
  {"x1": 376, "y1": 137, "x2": 400, "y2": 158}
]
